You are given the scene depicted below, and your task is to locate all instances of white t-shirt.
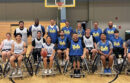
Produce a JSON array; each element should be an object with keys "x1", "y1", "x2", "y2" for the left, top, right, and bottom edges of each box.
[
  {"x1": 42, "y1": 43, "x2": 55, "y2": 56},
  {"x1": 2, "y1": 39, "x2": 14, "y2": 50},
  {"x1": 14, "y1": 41, "x2": 24, "y2": 54}
]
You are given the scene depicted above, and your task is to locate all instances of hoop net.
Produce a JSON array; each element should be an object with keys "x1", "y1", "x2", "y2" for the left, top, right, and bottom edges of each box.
[{"x1": 56, "y1": 2, "x2": 64, "y2": 10}]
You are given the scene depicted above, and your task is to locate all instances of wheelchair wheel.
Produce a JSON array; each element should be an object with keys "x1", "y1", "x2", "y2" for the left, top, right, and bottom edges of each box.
[
  {"x1": 35, "y1": 58, "x2": 42, "y2": 75},
  {"x1": 0, "y1": 65, "x2": 2, "y2": 76},
  {"x1": 92, "y1": 55, "x2": 99, "y2": 73},
  {"x1": 54, "y1": 56, "x2": 61, "y2": 74},
  {"x1": 23, "y1": 57, "x2": 33, "y2": 76},
  {"x1": 3, "y1": 60, "x2": 10, "y2": 77},
  {"x1": 28, "y1": 53, "x2": 34, "y2": 65}
]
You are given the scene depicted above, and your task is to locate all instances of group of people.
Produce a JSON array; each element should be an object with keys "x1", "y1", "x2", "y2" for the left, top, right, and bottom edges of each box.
[{"x1": 0, "y1": 18, "x2": 130, "y2": 75}]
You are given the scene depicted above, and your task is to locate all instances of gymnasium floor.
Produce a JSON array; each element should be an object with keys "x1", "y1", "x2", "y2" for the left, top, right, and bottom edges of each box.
[{"x1": 0, "y1": 74, "x2": 130, "y2": 83}]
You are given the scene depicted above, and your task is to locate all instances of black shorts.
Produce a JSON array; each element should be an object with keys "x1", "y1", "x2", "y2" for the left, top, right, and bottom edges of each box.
[
  {"x1": 32, "y1": 48, "x2": 41, "y2": 55},
  {"x1": 113, "y1": 47, "x2": 124, "y2": 58},
  {"x1": 70, "y1": 55, "x2": 81, "y2": 63},
  {"x1": 58, "y1": 49, "x2": 66, "y2": 51},
  {"x1": 1, "y1": 49, "x2": 11, "y2": 52},
  {"x1": 86, "y1": 47, "x2": 94, "y2": 54}
]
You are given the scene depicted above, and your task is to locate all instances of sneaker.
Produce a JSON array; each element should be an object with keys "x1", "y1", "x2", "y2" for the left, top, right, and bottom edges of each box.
[
  {"x1": 17, "y1": 68, "x2": 22, "y2": 75},
  {"x1": 104, "y1": 68, "x2": 108, "y2": 73},
  {"x1": 107, "y1": 68, "x2": 112, "y2": 73},
  {"x1": 12, "y1": 68, "x2": 17, "y2": 75},
  {"x1": 77, "y1": 69, "x2": 81, "y2": 74},
  {"x1": 48, "y1": 69, "x2": 52, "y2": 74},
  {"x1": 44, "y1": 69, "x2": 48, "y2": 74},
  {"x1": 74, "y1": 69, "x2": 77, "y2": 74}
]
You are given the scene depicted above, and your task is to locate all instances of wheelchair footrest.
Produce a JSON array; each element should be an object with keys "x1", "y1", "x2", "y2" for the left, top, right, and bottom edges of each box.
[
  {"x1": 9, "y1": 74, "x2": 23, "y2": 78},
  {"x1": 100, "y1": 72, "x2": 116, "y2": 76},
  {"x1": 41, "y1": 71, "x2": 56, "y2": 76},
  {"x1": 70, "y1": 73, "x2": 85, "y2": 78}
]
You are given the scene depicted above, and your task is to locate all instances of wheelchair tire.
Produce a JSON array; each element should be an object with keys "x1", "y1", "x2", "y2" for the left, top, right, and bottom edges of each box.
[
  {"x1": 24, "y1": 57, "x2": 33, "y2": 76},
  {"x1": 35, "y1": 57, "x2": 42, "y2": 75},
  {"x1": 0, "y1": 65, "x2": 2, "y2": 76},
  {"x1": 54, "y1": 56, "x2": 61, "y2": 74},
  {"x1": 3, "y1": 60, "x2": 10, "y2": 77},
  {"x1": 92, "y1": 55, "x2": 100, "y2": 73}
]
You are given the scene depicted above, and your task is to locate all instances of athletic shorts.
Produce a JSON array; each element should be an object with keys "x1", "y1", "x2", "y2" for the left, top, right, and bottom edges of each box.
[
  {"x1": 86, "y1": 47, "x2": 94, "y2": 54},
  {"x1": 70, "y1": 55, "x2": 81, "y2": 63},
  {"x1": 1, "y1": 49, "x2": 11, "y2": 52},
  {"x1": 57, "y1": 49, "x2": 66, "y2": 51},
  {"x1": 113, "y1": 47, "x2": 124, "y2": 58}
]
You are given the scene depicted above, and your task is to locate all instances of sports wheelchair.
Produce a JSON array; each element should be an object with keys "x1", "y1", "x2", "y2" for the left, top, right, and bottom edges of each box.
[
  {"x1": 3, "y1": 55, "x2": 33, "y2": 79},
  {"x1": 63, "y1": 56, "x2": 90, "y2": 78},
  {"x1": 34, "y1": 53, "x2": 61, "y2": 77}
]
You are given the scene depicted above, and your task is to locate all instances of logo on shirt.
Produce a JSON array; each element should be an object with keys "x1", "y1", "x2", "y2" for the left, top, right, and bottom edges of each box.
[
  {"x1": 101, "y1": 46, "x2": 108, "y2": 51},
  {"x1": 93, "y1": 32, "x2": 99, "y2": 37},
  {"x1": 78, "y1": 33, "x2": 82, "y2": 37},
  {"x1": 64, "y1": 30, "x2": 70, "y2": 34},
  {"x1": 49, "y1": 29, "x2": 56, "y2": 33},
  {"x1": 59, "y1": 41, "x2": 65, "y2": 45},
  {"x1": 108, "y1": 30, "x2": 114, "y2": 34},
  {"x1": 72, "y1": 44, "x2": 80, "y2": 50},
  {"x1": 114, "y1": 42, "x2": 120, "y2": 46}
]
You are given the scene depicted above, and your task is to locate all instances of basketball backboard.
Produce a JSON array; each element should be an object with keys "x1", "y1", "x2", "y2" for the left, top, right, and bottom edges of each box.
[{"x1": 45, "y1": 0, "x2": 76, "y2": 8}]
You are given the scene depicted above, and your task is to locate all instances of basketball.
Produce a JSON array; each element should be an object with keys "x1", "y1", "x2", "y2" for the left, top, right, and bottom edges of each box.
[{"x1": 41, "y1": 50, "x2": 48, "y2": 58}]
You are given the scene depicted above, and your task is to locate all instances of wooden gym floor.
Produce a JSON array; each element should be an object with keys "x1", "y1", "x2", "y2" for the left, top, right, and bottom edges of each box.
[{"x1": 0, "y1": 74, "x2": 130, "y2": 83}]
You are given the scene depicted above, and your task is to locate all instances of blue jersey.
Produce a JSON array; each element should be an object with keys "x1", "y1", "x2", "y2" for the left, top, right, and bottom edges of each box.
[
  {"x1": 98, "y1": 40, "x2": 111, "y2": 54},
  {"x1": 104, "y1": 27, "x2": 117, "y2": 40},
  {"x1": 110, "y1": 36, "x2": 123, "y2": 48},
  {"x1": 62, "y1": 26, "x2": 73, "y2": 41},
  {"x1": 91, "y1": 28, "x2": 102, "y2": 43},
  {"x1": 57, "y1": 37, "x2": 68, "y2": 50},
  {"x1": 127, "y1": 40, "x2": 130, "y2": 53},
  {"x1": 69, "y1": 40, "x2": 83, "y2": 56},
  {"x1": 74, "y1": 29, "x2": 85, "y2": 39},
  {"x1": 47, "y1": 25, "x2": 58, "y2": 44}
]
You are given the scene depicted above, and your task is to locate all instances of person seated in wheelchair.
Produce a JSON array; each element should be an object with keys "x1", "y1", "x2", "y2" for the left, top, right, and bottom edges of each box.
[
  {"x1": 10, "y1": 33, "x2": 27, "y2": 75},
  {"x1": 56, "y1": 30, "x2": 69, "y2": 66},
  {"x1": 0, "y1": 33, "x2": 14, "y2": 66},
  {"x1": 110, "y1": 30, "x2": 125, "y2": 60},
  {"x1": 31, "y1": 31, "x2": 45, "y2": 64},
  {"x1": 41, "y1": 36, "x2": 55, "y2": 74},
  {"x1": 83, "y1": 28, "x2": 97, "y2": 62},
  {"x1": 125, "y1": 39, "x2": 130, "y2": 72},
  {"x1": 66, "y1": 32, "x2": 86, "y2": 75},
  {"x1": 97, "y1": 34, "x2": 113, "y2": 73}
]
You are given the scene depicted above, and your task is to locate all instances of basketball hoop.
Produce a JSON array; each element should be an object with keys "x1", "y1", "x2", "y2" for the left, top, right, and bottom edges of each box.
[{"x1": 56, "y1": 2, "x2": 64, "y2": 10}]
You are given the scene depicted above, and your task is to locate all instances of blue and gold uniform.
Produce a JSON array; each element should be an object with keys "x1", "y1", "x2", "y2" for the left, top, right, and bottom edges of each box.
[
  {"x1": 47, "y1": 25, "x2": 58, "y2": 44},
  {"x1": 110, "y1": 36, "x2": 123, "y2": 48},
  {"x1": 74, "y1": 29, "x2": 85, "y2": 39},
  {"x1": 69, "y1": 39, "x2": 83, "y2": 56},
  {"x1": 104, "y1": 27, "x2": 117, "y2": 40},
  {"x1": 111, "y1": 36, "x2": 124, "y2": 58},
  {"x1": 126, "y1": 39, "x2": 130, "y2": 53},
  {"x1": 57, "y1": 36, "x2": 68, "y2": 50},
  {"x1": 62, "y1": 26, "x2": 73, "y2": 41},
  {"x1": 98, "y1": 40, "x2": 113, "y2": 54},
  {"x1": 91, "y1": 28, "x2": 102, "y2": 43}
]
